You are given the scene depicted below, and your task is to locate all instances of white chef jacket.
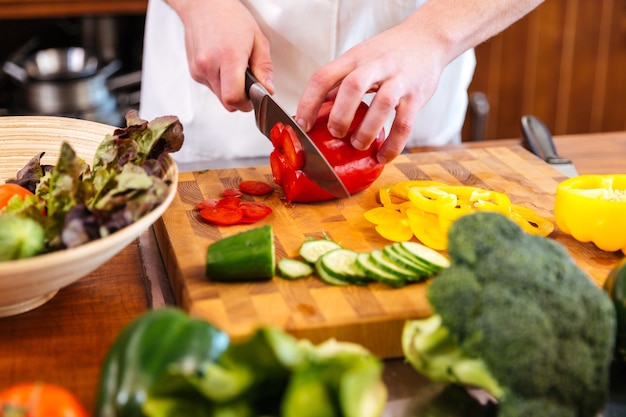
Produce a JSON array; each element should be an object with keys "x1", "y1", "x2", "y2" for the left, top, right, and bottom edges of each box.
[{"x1": 140, "y1": 0, "x2": 476, "y2": 165}]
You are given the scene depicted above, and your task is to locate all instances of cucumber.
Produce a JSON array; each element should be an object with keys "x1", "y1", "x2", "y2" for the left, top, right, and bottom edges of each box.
[
  {"x1": 315, "y1": 257, "x2": 351, "y2": 286},
  {"x1": 382, "y1": 244, "x2": 431, "y2": 277},
  {"x1": 277, "y1": 258, "x2": 314, "y2": 280},
  {"x1": 397, "y1": 241, "x2": 450, "y2": 272},
  {"x1": 355, "y1": 253, "x2": 406, "y2": 288},
  {"x1": 369, "y1": 249, "x2": 423, "y2": 282},
  {"x1": 319, "y1": 248, "x2": 369, "y2": 285},
  {"x1": 299, "y1": 239, "x2": 342, "y2": 263},
  {"x1": 206, "y1": 225, "x2": 275, "y2": 281}
]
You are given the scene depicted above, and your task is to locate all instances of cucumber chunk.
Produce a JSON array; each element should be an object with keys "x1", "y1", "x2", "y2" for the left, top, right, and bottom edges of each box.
[
  {"x1": 369, "y1": 249, "x2": 421, "y2": 281},
  {"x1": 356, "y1": 253, "x2": 405, "y2": 288},
  {"x1": 315, "y1": 258, "x2": 351, "y2": 286},
  {"x1": 206, "y1": 224, "x2": 275, "y2": 281},
  {"x1": 299, "y1": 239, "x2": 342, "y2": 263},
  {"x1": 397, "y1": 241, "x2": 450, "y2": 272},
  {"x1": 278, "y1": 258, "x2": 314, "y2": 279},
  {"x1": 382, "y1": 244, "x2": 431, "y2": 277},
  {"x1": 320, "y1": 248, "x2": 369, "y2": 285}
]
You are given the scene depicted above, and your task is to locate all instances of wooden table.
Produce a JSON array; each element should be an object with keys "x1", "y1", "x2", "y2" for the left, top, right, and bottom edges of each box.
[{"x1": 1, "y1": 131, "x2": 625, "y2": 413}]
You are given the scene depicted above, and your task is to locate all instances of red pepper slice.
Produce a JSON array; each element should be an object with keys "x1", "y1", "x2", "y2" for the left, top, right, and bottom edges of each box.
[
  {"x1": 239, "y1": 202, "x2": 273, "y2": 223},
  {"x1": 199, "y1": 206, "x2": 244, "y2": 225},
  {"x1": 222, "y1": 188, "x2": 243, "y2": 198},
  {"x1": 238, "y1": 180, "x2": 274, "y2": 196},
  {"x1": 269, "y1": 100, "x2": 384, "y2": 203},
  {"x1": 216, "y1": 196, "x2": 242, "y2": 209},
  {"x1": 194, "y1": 199, "x2": 219, "y2": 210}
]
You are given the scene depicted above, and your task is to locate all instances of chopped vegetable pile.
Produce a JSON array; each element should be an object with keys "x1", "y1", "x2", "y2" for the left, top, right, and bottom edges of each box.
[
  {"x1": 365, "y1": 180, "x2": 554, "y2": 250},
  {"x1": 402, "y1": 211, "x2": 616, "y2": 417},
  {"x1": 96, "y1": 308, "x2": 387, "y2": 417},
  {"x1": 195, "y1": 181, "x2": 274, "y2": 226},
  {"x1": 278, "y1": 236, "x2": 449, "y2": 288},
  {"x1": 1, "y1": 110, "x2": 183, "y2": 260}
]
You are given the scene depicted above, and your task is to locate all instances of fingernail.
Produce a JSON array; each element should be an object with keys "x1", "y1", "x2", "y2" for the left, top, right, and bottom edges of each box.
[
  {"x1": 265, "y1": 78, "x2": 275, "y2": 92},
  {"x1": 351, "y1": 137, "x2": 367, "y2": 150},
  {"x1": 329, "y1": 127, "x2": 342, "y2": 138},
  {"x1": 296, "y1": 118, "x2": 308, "y2": 131},
  {"x1": 377, "y1": 153, "x2": 388, "y2": 164}
]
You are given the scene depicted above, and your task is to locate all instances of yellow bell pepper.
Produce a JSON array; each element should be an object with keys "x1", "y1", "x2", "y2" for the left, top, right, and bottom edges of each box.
[
  {"x1": 554, "y1": 174, "x2": 626, "y2": 254},
  {"x1": 364, "y1": 180, "x2": 554, "y2": 251}
]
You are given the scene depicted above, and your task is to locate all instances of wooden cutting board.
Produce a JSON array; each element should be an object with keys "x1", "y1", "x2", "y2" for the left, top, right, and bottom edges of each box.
[{"x1": 154, "y1": 146, "x2": 622, "y2": 358}]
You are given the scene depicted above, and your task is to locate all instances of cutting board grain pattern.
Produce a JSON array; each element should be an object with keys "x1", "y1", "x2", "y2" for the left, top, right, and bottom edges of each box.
[{"x1": 154, "y1": 146, "x2": 622, "y2": 358}]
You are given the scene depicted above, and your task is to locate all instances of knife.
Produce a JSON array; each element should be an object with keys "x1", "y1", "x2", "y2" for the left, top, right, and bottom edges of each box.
[
  {"x1": 520, "y1": 115, "x2": 579, "y2": 178},
  {"x1": 244, "y1": 69, "x2": 350, "y2": 198}
]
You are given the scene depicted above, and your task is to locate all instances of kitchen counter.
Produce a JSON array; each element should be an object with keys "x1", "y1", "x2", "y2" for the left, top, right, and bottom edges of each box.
[{"x1": 0, "y1": 131, "x2": 625, "y2": 414}]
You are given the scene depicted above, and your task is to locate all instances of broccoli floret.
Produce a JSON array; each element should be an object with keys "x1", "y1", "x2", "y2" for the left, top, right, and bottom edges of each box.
[{"x1": 402, "y1": 211, "x2": 616, "y2": 417}]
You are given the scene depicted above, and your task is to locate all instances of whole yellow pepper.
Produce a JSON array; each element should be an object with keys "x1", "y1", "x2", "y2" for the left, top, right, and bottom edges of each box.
[{"x1": 554, "y1": 174, "x2": 626, "y2": 254}]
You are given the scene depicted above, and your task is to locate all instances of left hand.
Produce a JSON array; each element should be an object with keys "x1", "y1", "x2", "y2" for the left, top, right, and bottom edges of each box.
[{"x1": 295, "y1": 20, "x2": 447, "y2": 164}]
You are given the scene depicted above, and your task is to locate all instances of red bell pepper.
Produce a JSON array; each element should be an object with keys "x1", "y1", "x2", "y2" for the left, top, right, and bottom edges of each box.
[{"x1": 269, "y1": 100, "x2": 385, "y2": 203}]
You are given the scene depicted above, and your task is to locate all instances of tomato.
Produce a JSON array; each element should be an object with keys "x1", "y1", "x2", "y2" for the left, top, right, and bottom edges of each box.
[
  {"x1": 0, "y1": 184, "x2": 34, "y2": 210},
  {"x1": 0, "y1": 382, "x2": 88, "y2": 417},
  {"x1": 238, "y1": 180, "x2": 274, "y2": 196}
]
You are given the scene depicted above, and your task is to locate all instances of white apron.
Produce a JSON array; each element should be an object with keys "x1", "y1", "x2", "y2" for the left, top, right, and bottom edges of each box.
[{"x1": 140, "y1": 0, "x2": 476, "y2": 165}]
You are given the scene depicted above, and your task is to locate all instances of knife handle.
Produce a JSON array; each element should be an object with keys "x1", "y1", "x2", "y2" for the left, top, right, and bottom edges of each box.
[
  {"x1": 245, "y1": 68, "x2": 265, "y2": 98},
  {"x1": 520, "y1": 115, "x2": 571, "y2": 164}
]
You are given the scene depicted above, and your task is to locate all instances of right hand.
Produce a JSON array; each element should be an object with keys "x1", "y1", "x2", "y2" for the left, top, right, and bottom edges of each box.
[{"x1": 169, "y1": 0, "x2": 275, "y2": 112}]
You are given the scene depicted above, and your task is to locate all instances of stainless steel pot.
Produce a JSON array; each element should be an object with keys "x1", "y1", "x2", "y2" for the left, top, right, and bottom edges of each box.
[{"x1": 3, "y1": 46, "x2": 121, "y2": 115}]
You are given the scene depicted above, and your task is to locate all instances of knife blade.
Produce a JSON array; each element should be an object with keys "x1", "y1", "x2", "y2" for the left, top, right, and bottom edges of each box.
[
  {"x1": 520, "y1": 115, "x2": 579, "y2": 178},
  {"x1": 244, "y1": 69, "x2": 350, "y2": 198}
]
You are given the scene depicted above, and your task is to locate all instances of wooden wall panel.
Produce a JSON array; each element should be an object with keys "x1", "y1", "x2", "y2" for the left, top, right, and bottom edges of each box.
[{"x1": 462, "y1": 0, "x2": 626, "y2": 141}]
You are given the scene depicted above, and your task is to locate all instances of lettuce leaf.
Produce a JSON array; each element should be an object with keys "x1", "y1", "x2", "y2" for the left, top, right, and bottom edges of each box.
[{"x1": 3, "y1": 110, "x2": 184, "y2": 253}]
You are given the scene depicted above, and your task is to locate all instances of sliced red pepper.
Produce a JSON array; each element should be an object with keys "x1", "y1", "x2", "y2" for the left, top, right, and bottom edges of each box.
[
  {"x1": 238, "y1": 180, "x2": 274, "y2": 196},
  {"x1": 222, "y1": 188, "x2": 243, "y2": 198},
  {"x1": 194, "y1": 198, "x2": 219, "y2": 211},
  {"x1": 215, "y1": 196, "x2": 242, "y2": 209},
  {"x1": 239, "y1": 202, "x2": 273, "y2": 223},
  {"x1": 199, "y1": 206, "x2": 244, "y2": 226},
  {"x1": 269, "y1": 100, "x2": 385, "y2": 203}
]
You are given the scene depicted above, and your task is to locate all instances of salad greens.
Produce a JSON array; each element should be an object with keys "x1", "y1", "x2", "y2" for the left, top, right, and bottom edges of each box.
[{"x1": 2, "y1": 110, "x2": 183, "y2": 254}]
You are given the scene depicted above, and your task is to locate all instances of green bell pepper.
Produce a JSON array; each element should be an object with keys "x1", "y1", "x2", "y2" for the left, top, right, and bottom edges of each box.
[{"x1": 95, "y1": 308, "x2": 229, "y2": 417}]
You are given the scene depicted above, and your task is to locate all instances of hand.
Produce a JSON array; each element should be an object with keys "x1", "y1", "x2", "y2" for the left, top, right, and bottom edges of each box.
[
  {"x1": 295, "y1": 20, "x2": 448, "y2": 164},
  {"x1": 169, "y1": 0, "x2": 275, "y2": 112},
  {"x1": 295, "y1": 0, "x2": 543, "y2": 164}
]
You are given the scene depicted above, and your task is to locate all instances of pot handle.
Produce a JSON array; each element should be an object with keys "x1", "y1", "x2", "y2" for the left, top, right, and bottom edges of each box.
[
  {"x1": 97, "y1": 59, "x2": 122, "y2": 79},
  {"x1": 2, "y1": 37, "x2": 40, "y2": 83}
]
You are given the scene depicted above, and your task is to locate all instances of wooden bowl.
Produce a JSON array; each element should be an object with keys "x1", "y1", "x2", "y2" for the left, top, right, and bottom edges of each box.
[{"x1": 0, "y1": 116, "x2": 178, "y2": 317}]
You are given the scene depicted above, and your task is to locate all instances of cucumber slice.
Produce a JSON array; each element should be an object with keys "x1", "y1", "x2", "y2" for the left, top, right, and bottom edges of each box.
[
  {"x1": 397, "y1": 241, "x2": 450, "y2": 272},
  {"x1": 320, "y1": 248, "x2": 369, "y2": 285},
  {"x1": 299, "y1": 239, "x2": 342, "y2": 263},
  {"x1": 369, "y1": 249, "x2": 422, "y2": 281},
  {"x1": 277, "y1": 258, "x2": 314, "y2": 279},
  {"x1": 315, "y1": 257, "x2": 351, "y2": 286},
  {"x1": 382, "y1": 244, "x2": 431, "y2": 277},
  {"x1": 206, "y1": 224, "x2": 275, "y2": 281},
  {"x1": 356, "y1": 253, "x2": 406, "y2": 288}
]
